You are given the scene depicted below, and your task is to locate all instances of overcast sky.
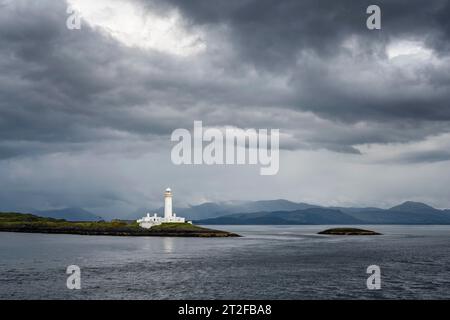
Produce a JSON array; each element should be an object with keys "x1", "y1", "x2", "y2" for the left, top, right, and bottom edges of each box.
[{"x1": 1, "y1": 0, "x2": 450, "y2": 217}]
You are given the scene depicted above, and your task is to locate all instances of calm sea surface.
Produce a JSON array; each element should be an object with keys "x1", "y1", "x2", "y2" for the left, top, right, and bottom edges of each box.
[{"x1": 1, "y1": 225, "x2": 450, "y2": 299}]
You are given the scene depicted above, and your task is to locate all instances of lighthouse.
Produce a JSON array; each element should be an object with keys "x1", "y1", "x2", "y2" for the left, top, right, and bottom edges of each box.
[
  {"x1": 136, "y1": 188, "x2": 190, "y2": 228},
  {"x1": 164, "y1": 187, "x2": 173, "y2": 220}
]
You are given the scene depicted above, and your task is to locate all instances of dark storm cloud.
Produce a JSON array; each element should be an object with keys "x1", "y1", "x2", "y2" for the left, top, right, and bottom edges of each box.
[
  {"x1": 0, "y1": 9, "x2": 200, "y2": 160},
  {"x1": 0, "y1": 14, "x2": 285, "y2": 161},
  {"x1": 0, "y1": 0, "x2": 450, "y2": 161},
  {"x1": 150, "y1": 0, "x2": 450, "y2": 60},
  {"x1": 0, "y1": 1, "x2": 287, "y2": 148},
  {"x1": 147, "y1": 0, "x2": 450, "y2": 122}
]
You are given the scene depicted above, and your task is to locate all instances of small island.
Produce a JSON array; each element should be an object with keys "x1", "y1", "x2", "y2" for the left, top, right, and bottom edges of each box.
[
  {"x1": 0, "y1": 213, "x2": 239, "y2": 237},
  {"x1": 318, "y1": 228, "x2": 381, "y2": 235}
]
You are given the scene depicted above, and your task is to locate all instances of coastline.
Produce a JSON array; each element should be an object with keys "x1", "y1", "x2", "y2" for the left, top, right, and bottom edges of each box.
[
  {"x1": 0, "y1": 227, "x2": 240, "y2": 237},
  {"x1": 0, "y1": 213, "x2": 240, "y2": 238}
]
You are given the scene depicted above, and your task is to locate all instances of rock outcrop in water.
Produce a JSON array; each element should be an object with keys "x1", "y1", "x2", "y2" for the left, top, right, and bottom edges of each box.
[{"x1": 318, "y1": 228, "x2": 381, "y2": 235}]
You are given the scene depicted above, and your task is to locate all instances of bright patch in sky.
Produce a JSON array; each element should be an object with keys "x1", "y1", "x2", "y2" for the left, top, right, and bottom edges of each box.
[
  {"x1": 386, "y1": 40, "x2": 433, "y2": 59},
  {"x1": 67, "y1": 0, "x2": 206, "y2": 56}
]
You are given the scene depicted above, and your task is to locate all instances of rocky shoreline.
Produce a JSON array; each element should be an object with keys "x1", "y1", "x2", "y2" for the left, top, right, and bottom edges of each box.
[{"x1": 0, "y1": 226, "x2": 239, "y2": 237}]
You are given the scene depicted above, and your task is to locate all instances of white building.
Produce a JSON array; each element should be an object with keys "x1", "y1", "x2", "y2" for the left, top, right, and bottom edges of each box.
[{"x1": 137, "y1": 188, "x2": 191, "y2": 229}]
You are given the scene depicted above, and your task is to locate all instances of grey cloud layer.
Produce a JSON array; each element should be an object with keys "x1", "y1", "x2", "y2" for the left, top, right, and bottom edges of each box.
[
  {"x1": 1, "y1": 0, "x2": 450, "y2": 213},
  {"x1": 1, "y1": 0, "x2": 449, "y2": 162},
  {"x1": 153, "y1": 0, "x2": 450, "y2": 121}
]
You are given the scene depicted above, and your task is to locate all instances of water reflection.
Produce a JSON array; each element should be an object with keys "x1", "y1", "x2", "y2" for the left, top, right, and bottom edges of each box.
[{"x1": 163, "y1": 237, "x2": 174, "y2": 254}]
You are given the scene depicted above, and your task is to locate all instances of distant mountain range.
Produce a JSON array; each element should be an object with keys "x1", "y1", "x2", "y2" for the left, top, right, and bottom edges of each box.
[
  {"x1": 195, "y1": 208, "x2": 362, "y2": 225},
  {"x1": 193, "y1": 200, "x2": 450, "y2": 225},
  {"x1": 33, "y1": 207, "x2": 103, "y2": 222},
  {"x1": 29, "y1": 200, "x2": 450, "y2": 224}
]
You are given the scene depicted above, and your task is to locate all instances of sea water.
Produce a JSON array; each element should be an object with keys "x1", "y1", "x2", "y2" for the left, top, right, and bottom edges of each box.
[{"x1": 1, "y1": 225, "x2": 450, "y2": 299}]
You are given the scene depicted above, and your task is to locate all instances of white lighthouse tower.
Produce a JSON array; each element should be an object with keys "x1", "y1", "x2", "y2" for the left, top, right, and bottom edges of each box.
[
  {"x1": 136, "y1": 187, "x2": 190, "y2": 228},
  {"x1": 164, "y1": 188, "x2": 173, "y2": 220}
]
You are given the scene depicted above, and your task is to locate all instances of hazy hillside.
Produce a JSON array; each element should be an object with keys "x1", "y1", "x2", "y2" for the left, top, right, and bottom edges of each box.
[
  {"x1": 196, "y1": 201, "x2": 450, "y2": 225},
  {"x1": 389, "y1": 201, "x2": 441, "y2": 214},
  {"x1": 33, "y1": 207, "x2": 103, "y2": 222},
  {"x1": 196, "y1": 208, "x2": 363, "y2": 225}
]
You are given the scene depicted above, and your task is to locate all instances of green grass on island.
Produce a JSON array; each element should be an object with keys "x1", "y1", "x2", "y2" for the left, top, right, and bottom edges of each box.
[
  {"x1": 0, "y1": 212, "x2": 239, "y2": 237},
  {"x1": 318, "y1": 228, "x2": 381, "y2": 235}
]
